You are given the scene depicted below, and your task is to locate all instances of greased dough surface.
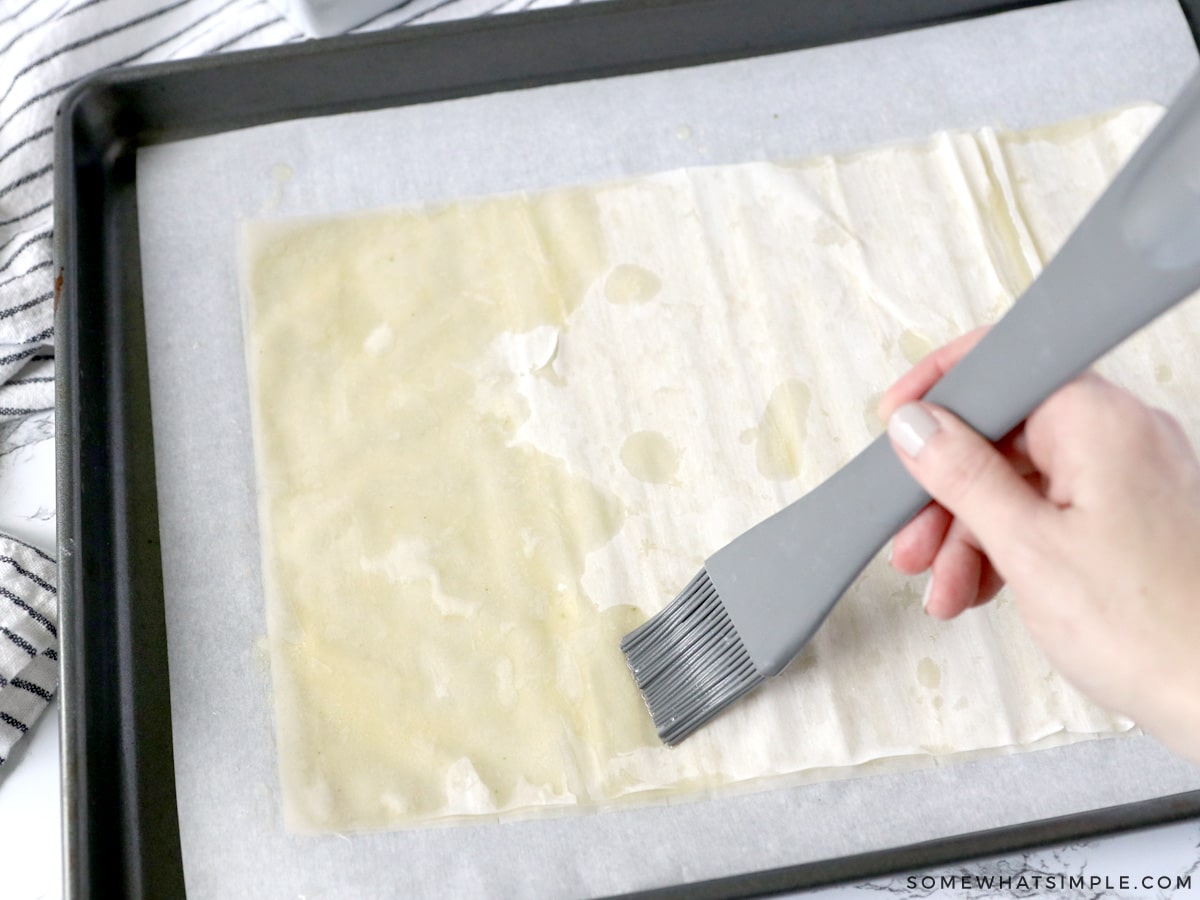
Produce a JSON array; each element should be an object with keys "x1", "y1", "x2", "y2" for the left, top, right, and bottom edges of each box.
[{"x1": 242, "y1": 104, "x2": 1200, "y2": 832}]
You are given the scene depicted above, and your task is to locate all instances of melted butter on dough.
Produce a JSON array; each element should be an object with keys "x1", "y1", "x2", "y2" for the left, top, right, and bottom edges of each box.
[
  {"x1": 862, "y1": 391, "x2": 885, "y2": 437},
  {"x1": 605, "y1": 263, "x2": 663, "y2": 305},
  {"x1": 620, "y1": 431, "x2": 681, "y2": 484},
  {"x1": 897, "y1": 329, "x2": 934, "y2": 365},
  {"x1": 916, "y1": 657, "x2": 942, "y2": 690},
  {"x1": 753, "y1": 379, "x2": 812, "y2": 481},
  {"x1": 247, "y1": 189, "x2": 654, "y2": 830}
]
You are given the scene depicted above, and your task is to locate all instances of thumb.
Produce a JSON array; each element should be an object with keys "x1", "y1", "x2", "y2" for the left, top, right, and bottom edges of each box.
[{"x1": 886, "y1": 402, "x2": 1044, "y2": 557}]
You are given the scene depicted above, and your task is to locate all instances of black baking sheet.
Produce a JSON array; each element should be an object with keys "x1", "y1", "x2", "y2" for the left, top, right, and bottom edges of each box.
[{"x1": 54, "y1": 0, "x2": 1200, "y2": 897}]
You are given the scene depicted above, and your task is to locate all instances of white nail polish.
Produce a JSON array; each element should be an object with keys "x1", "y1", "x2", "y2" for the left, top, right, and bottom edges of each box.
[
  {"x1": 888, "y1": 403, "x2": 940, "y2": 458},
  {"x1": 921, "y1": 577, "x2": 934, "y2": 612}
]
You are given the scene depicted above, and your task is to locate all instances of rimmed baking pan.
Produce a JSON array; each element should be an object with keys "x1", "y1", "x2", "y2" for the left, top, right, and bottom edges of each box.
[{"x1": 54, "y1": 0, "x2": 1200, "y2": 896}]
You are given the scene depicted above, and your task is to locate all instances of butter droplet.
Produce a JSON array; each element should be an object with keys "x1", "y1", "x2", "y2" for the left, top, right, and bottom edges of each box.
[
  {"x1": 675, "y1": 124, "x2": 693, "y2": 141},
  {"x1": 605, "y1": 264, "x2": 662, "y2": 305},
  {"x1": 620, "y1": 430, "x2": 681, "y2": 484},
  {"x1": 898, "y1": 329, "x2": 934, "y2": 365},
  {"x1": 916, "y1": 656, "x2": 941, "y2": 690},
  {"x1": 1156, "y1": 364, "x2": 1173, "y2": 383},
  {"x1": 269, "y1": 162, "x2": 294, "y2": 183},
  {"x1": 863, "y1": 391, "x2": 884, "y2": 437},
  {"x1": 891, "y1": 582, "x2": 923, "y2": 609},
  {"x1": 755, "y1": 379, "x2": 811, "y2": 481}
]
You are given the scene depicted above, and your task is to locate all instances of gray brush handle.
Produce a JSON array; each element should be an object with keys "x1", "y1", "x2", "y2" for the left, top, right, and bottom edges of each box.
[{"x1": 707, "y1": 68, "x2": 1200, "y2": 677}]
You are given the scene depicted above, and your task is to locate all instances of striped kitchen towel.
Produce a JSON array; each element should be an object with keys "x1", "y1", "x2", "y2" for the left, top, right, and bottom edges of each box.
[
  {"x1": 1, "y1": 0, "x2": 579, "y2": 766},
  {"x1": 0, "y1": 534, "x2": 57, "y2": 766}
]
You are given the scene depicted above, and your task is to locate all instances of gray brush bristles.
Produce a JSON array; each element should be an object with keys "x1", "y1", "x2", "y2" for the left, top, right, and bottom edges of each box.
[{"x1": 619, "y1": 568, "x2": 763, "y2": 745}]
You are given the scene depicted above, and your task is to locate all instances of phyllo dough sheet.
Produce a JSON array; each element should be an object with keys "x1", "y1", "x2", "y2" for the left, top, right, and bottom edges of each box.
[{"x1": 240, "y1": 103, "x2": 1200, "y2": 832}]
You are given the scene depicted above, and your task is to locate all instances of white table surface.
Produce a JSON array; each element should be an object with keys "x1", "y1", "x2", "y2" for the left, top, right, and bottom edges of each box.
[{"x1": 1, "y1": 416, "x2": 1198, "y2": 898}]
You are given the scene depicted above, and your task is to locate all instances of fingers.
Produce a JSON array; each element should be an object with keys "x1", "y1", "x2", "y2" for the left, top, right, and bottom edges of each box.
[
  {"x1": 922, "y1": 522, "x2": 1008, "y2": 619},
  {"x1": 976, "y1": 558, "x2": 1006, "y2": 606},
  {"x1": 889, "y1": 501, "x2": 952, "y2": 574},
  {"x1": 879, "y1": 330, "x2": 1081, "y2": 620},
  {"x1": 924, "y1": 518, "x2": 982, "y2": 620},
  {"x1": 877, "y1": 326, "x2": 989, "y2": 422},
  {"x1": 887, "y1": 401, "x2": 1046, "y2": 572},
  {"x1": 890, "y1": 424, "x2": 1035, "y2": 574}
]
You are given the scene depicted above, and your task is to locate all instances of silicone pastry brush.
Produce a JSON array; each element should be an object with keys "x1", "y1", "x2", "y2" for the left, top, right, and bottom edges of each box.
[{"x1": 621, "y1": 68, "x2": 1200, "y2": 746}]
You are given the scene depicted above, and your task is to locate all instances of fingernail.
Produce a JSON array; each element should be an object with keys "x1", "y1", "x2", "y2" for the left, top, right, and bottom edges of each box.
[
  {"x1": 921, "y1": 577, "x2": 934, "y2": 612},
  {"x1": 888, "y1": 403, "x2": 940, "y2": 458}
]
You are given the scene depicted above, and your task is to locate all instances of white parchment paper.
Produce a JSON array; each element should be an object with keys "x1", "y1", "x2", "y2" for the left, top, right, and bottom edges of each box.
[{"x1": 136, "y1": 1, "x2": 1200, "y2": 896}]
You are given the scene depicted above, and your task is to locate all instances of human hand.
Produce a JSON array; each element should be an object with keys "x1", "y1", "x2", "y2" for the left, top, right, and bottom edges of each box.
[{"x1": 880, "y1": 328, "x2": 1200, "y2": 761}]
